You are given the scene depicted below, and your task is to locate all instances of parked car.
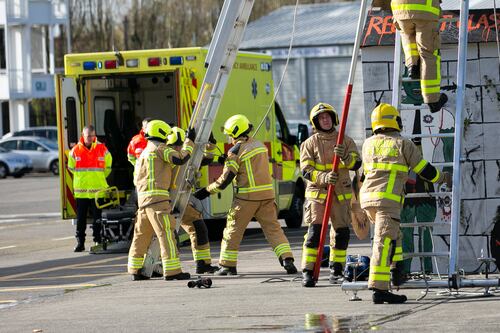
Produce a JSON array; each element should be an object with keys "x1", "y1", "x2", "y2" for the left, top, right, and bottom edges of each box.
[
  {"x1": 0, "y1": 136, "x2": 59, "y2": 175},
  {"x1": 2, "y1": 126, "x2": 58, "y2": 142},
  {"x1": 0, "y1": 146, "x2": 33, "y2": 178}
]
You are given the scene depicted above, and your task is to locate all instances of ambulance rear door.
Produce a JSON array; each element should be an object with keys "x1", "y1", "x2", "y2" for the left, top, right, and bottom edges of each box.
[{"x1": 55, "y1": 74, "x2": 82, "y2": 219}]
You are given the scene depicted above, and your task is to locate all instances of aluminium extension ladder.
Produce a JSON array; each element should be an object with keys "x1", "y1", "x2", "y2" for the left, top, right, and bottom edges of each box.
[{"x1": 141, "y1": 0, "x2": 255, "y2": 277}]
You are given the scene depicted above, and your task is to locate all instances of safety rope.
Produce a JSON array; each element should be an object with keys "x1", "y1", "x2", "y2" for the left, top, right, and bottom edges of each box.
[{"x1": 253, "y1": 0, "x2": 300, "y2": 137}]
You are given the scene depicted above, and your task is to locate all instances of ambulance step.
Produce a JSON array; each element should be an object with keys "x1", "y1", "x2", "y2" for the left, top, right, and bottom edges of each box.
[{"x1": 403, "y1": 252, "x2": 449, "y2": 258}]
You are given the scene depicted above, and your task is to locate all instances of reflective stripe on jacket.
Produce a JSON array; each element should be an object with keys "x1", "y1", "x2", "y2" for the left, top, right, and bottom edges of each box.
[
  {"x1": 300, "y1": 131, "x2": 361, "y2": 204},
  {"x1": 134, "y1": 139, "x2": 193, "y2": 208},
  {"x1": 127, "y1": 130, "x2": 148, "y2": 166},
  {"x1": 207, "y1": 137, "x2": 274, "y2": 201},
  {"x1": 360, "y1": 131, "x2": 443, "y2": 209},
  {"x1": 391, "y1": 0, "x2": 441, "y2": 21},
  {"x1": 68, "y1": 138, "x2": 112, "y2": 199}
]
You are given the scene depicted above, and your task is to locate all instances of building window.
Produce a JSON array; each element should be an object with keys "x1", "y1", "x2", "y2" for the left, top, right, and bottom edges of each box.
[{"x1": 0, "y1": 28, "x2": 6, "y2": 70}]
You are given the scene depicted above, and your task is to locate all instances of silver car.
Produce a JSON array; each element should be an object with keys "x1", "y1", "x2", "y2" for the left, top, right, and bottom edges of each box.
[
  {"x1": 0, "y1": 136, "x2": 59, "y2": 175},
  {"x1": 0, "y1": 146, "x2": 33, "y2": 178}
]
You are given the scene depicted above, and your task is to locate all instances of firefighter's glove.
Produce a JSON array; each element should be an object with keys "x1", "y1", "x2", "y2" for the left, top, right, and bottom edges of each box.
[
  {"x1": 442, "y1": 171, "x2": 452, "y2": 188},
  {"x1": 216, "y1": 154, "x2": 227, "y2": 165},
  {"x1": 334, "y1": 143, "x2": 348, "y2": 160},
  {"x1": 194, "y1": 187, "x2": 211, "y2": 200},
  {"x1": 209, "y1": 131, "x2": 217, "y2": 144},
  {"x1": 187, "y1": 127, "x2": 196, "y2": 142},
  {"x1": 327, "y1": 171, "x2": 339, "y2": 185}
]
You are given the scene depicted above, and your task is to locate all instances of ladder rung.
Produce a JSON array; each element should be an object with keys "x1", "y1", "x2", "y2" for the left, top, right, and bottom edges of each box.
[
  {"x1": 399, "y1": 104, "x2": 429, "y2": 111},
  {"x1": 403, "y1": 133, "x2": 454, "y2": 139},
  {"x1": 405, "y1": 191, "x2": 452, "y2": 198},
  {"x1": 400, "y1": 222, "x2": 451, "y2": 228},
  {"x1": 401, "y1": 77, "x2": 420, "y2": 83},
  {"x1": 431, "y1": 162, "x2": 454, "y2": 167},
  {"x1": 404, "y1": 252, "x2": 449, "y2": 258}
]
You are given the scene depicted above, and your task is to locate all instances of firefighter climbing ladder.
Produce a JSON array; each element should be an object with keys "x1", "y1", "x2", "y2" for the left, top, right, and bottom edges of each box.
[
  {"x1": 171, "y1": 0, "x2": 255, "y2": 226},
  {"x1": 141, "y1": 0, "x2": 255, "y2": 277},
  {"x1": 343, "y1": 0, "x2": 500, "y2": 293}
]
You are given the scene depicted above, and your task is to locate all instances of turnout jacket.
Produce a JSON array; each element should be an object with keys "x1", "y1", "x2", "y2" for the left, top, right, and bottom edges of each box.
[
  {"x1": 134, "y1": 139, "x2": 193, "y2": 208},
  {"x1": 372, "y1": 0, "x2": 442, "y2": 21},
  {"x1": 360, "y1": 131, "x2": 444, "y2": 210},
  {"x1": 207, "y1": 137, "x2": 274, "y2": 201},
  {"x1": 300, "y1": 131, "x2": 361, "y2": 204}
]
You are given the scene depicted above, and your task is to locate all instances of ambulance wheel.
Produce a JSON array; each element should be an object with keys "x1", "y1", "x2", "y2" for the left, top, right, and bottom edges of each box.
[{"x1": 285, "y1": 187, "x2": 304, "y2": 229}]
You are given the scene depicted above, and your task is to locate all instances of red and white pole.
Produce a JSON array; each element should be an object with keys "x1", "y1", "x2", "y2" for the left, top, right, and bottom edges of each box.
[{"x1": 313, "y1": 0, "x2": 369, "y2": 283}]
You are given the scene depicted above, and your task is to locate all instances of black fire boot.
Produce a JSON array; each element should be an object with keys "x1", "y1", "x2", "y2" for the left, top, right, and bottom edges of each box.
[
  {"x1": 427, "y1": 93, "x2": 448, "y2": 113},
  {"x1": 391, "y1": 261, "x2": 407, "y2": 287},
  {"x1": 165, "y1": 272, "x2": 191, "y2": 280},
  {"x1": 215, "y1": 266, "x2": 237, "y2": 276},
  {"x1": 282, "y1": 258, "x2": 298, "y2": 274},
  {"x1": 302, "y1": 270, "x2": 316, "y2": 288},
  {"x1": 407, "y1": 64, "x2": 420, "y2": 80},
  {"x1": 196, "y1": 260, "x2": 218, "y2": 274},
  {"x1": 73, "y1": 239, "x2": 85, "y2": 252},
  {"x1": 329, "y1": 262, "x2": 344, "y2": 284},
  {"x1": 372, "y1": 289, "x2": 407, "y2": 304},
  {"x1": 131, "y1": 269, "x2": 150, "y2": 281}
]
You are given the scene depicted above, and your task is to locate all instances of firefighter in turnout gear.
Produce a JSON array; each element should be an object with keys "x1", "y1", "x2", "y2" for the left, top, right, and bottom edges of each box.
[
  {"x1": 300, "y1": 103, "x2": 362, "y2": 287},
  {"x1": 128, "y1": 120, "x2": 194, "y2": 281},
  {"x1": 127, "y1": 118, "x2": 151, "y2": 166},
  {"x1": 68, "y1": 125, "x2": 112, "y2": 252},
  {"x1": 167, "y1": 127, "x2": 218, "y2": 274},
  {"x1": 360, "y1": 103, "x2": 451, "y2": 303},
  {"x1": 193, "y1": 115, "x2": 298, "y2": 276},
  {"x1": 372, "y1": 0, "x2": 447, "y2": 112}
]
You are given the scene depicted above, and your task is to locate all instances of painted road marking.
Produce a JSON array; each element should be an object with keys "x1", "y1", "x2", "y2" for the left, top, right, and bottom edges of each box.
[
  {"x1": 0, "y1": 284, "x2": 98, "y2": 292},
  {"x1": 0, "y1": 300, "x2": 17, "y2": 304},
  {"x1": 52, "y1": 236, "x2": 74, "y2": 241},
  {"x1": 0, "y1": 245, "x2": 16, "y2": 250},
  {"x1": 0, "y1": 212, "x2": 60, "y2": 219},
  {"x1": 3, "y1": 272, "x2": 128, "y2": 282},
  {"x1": 0, "y1": 255, "x2": 127, "y2": 281}
]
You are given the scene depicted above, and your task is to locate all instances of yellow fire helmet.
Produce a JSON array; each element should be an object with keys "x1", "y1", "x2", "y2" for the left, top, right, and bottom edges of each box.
[
  {"x1": 371, "y1": 103, "x2": 402, "y2": 132},
  {"x1": 223, "y1": 114, "x2": 252, "y2": 138},
  {"x1": 309, "y1": 102, "x2": 339, "y2": 132},
  {"x1": 145, "y1": 120, "x2": 172, "y2": 141},
  {"x1": 166, "y1": 127, "x2": 186, "y2": 146}
]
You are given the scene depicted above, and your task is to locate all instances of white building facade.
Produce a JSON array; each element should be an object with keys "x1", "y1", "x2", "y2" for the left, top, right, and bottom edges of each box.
[{"x1": 0, "y1": 0, "x2": 70, "y2": 136}]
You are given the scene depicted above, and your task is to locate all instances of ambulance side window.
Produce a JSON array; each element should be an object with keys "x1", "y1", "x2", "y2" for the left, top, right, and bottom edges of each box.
[
  {"x1": 66, "y1": 97, "x2": 78, "y2": 148},
  {"x1": 274, "y1": 102, "x2": 292, "y2": 145}
]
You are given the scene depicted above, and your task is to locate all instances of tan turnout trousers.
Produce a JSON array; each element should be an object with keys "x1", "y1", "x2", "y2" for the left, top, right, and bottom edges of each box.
[
  {"x1": 301, "y1": 199, "x2": 351, "y2": 271},
  {"x1": 180, "y1": 203, "x2": 212, "y2": 264},
  {"x1": 395, "y1": 19, "x2": 441, "y2": 103},
  {"x1": 128, "y1": 201, "x2": 181, "y2": 277},
  {"x1": 364, "y1": 206, "x2": 403, "y2": 291},
  {"x1": 220, "y1": 198, "x2": 293, "y2": 267}
]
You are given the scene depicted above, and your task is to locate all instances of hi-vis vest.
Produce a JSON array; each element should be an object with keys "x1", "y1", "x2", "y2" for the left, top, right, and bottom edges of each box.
[
  {"x1": 360, "y1": 131, "x2": 442, "y2": 209},
  {"x1": 68, "y1": 138, "x2": 112, "y2": 199},
  {"x1": 391, "y1": 0, "x2": 441, "y2": 21},
  {"x1": 300, "y1": 131, "x2": 361, "y2": 204},
  {"x1": 134, "y1": 140, "x2": 193, "y2": 208},
  {"x1": 208, "y1": 137, "x2": 274, "y2": 201}
]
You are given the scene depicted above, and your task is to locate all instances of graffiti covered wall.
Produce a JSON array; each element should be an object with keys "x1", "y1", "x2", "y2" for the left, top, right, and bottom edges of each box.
[{"x1": 361, "y1": 9, "x2": 500, "y2": 273}]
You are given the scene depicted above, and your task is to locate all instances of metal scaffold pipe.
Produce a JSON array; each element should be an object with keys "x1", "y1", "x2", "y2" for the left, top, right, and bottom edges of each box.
[{"x1": 448, "y1": 0, "x2": 469, "y2": 279}]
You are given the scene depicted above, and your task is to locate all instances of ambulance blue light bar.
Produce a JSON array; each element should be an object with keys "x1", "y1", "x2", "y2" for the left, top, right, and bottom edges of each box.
[
  {"x1": 169, "y1": 56, "x2": 183, "y2": 65},
  {"x1": 83, "y1": 61, "x2": 97, "y2": 70}
]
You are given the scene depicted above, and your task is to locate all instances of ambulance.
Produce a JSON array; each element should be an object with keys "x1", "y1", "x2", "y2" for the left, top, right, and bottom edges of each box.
[{"x1": 55, "y1": 47, "x2": 308, "y2": 235}]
